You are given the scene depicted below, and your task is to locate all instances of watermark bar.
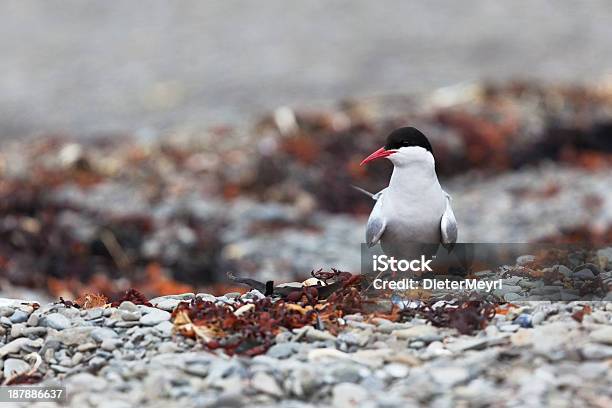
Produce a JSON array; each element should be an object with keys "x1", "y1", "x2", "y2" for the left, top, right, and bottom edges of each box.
[
  {"x1": 0, "y1": 386, "x2": 66, "y2": 403},
  {"x1": 361, "y1": 243, "x2": 612, "y2": 301}
]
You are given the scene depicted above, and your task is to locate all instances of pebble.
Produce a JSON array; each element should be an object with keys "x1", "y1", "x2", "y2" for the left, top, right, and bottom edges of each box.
[
  {"x1": 119, "y1": 301, "x2": 139, "y2": 312},
  {"x1": 45, "y1": 313, "x2": 72, "y2": 330},
  {"x1": 9, "y1": 309, "x2": 29, "y2": 324},
  {"x1": 26, "y1": 313, "x2": 39, "y2": 326},
  {"x1": 0, "y1": 306, "x2": 15, "y2": 317},
  {"x1": 429, "y1": 366, "x2": 470, "y2": 387},
  {"x1": 139, "y1": 309, "x2": 171, "y2": 326},
  {"x1": 251, "y1": 372, "x2": 283, "y2": 397},
  {"x1": 101, "y1": 338, "x2": 121, "y2": 351},
  {"x1": 266, "y1": 342, "x2": 299, "y2": 359},
  {"x1": 119, "y1": 310, "x2": 141, "y2": 321},
  {"x1": 3, "y1": 358, "x2": 30, "y2": 378},
  {"x1": 574, "y1": 269, "x2": 596, "y2": 280},
  {"x1": 0, "y1": 338, "x2": 30, "y2": 357},
  {"x1": 330, "y1": 364, "x2": 362, "y2": 383},
  {"x1": 153, "y1": 320, "x2": 174, "y2": 337},
  {"x1": 589, "y1": 327, "x2": 612, "y2": 345},
  {"x1": 151, "y1": 298, "x2": 181, "y2": 312},
  {"x1": 515, "y1": 314, "x2": 532, "y2": 328},
  {"x1": 384, "y1": 363, "x2": 410, "y2": 378},
  {"x1": 392, "y1": 325, "x2": 438, "y2": 341},
  {"x1": 332, "y1": 383, "x2": 369, "y2": 408},
  {"x1": 91, "y1": 327, "x2": 119, "y2": 342}
]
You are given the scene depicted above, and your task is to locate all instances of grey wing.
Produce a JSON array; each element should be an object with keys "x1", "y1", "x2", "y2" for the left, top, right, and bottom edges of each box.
[
  {"x1": 366, "y1": 193, "x2": 386, "y2": 247},
  {"x1": 440, "y1": 191, "x2": 457, "y2": 249}
]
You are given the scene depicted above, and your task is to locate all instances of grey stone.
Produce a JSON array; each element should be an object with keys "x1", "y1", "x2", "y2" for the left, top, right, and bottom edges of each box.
[
  {"x1": 384, "y1": 363, "x2": 410, "y2": 378},
  {"x1": 589, "y1": 327, "x2": 612, "y2": 345},
  {"x1": 119, "y1": 310, "x2": 141, "y2": 321},
  {"x1": 0, "y1": 337, "x2": 34, "y2": 358},
  {"x1": 47, "y1": 326, "x2": 95, "y2": 345},
  {"x1": 151, "y1": 298, "x2": 181, "y2": 312},
  {"x1": 4, "y1": 358, "x2": 30, "y2": 378},
  {"x1": 581, "y1": 344, "x2": 612, "y2": 359},
  {"x1": 393, "y1": 325, "x2": 438, "y2": 341},
  {"x1": 574, "y1": 269, "x2": 596, "y2": 280},
  {"x1": 91, "y1": 327, "x2": 119, "y2": 342},
  {"x1": 67, "y1": 372, "x2": 107, "y2": 392},
  {"x1": 267, "y1": 342, "x2": 299, "y2": 359},
  {"x1": 430, "y1": 366, "x2": 470, "y2": 387},
  {"x1": 10, "y1": 323, "x2": 25, "y2": 338},
  {"x1": 251, "y1": 371, "x2": 283, "y2": 397},
  {"x1": 22, "y1": 327, "x2": 48, "y2": 337},
  {"x1": 153, "y1": 320, "x2": 174, "y2": 337},
  {"x1": 0, "y1": 306, "x2": 15, "y2": 317},
  {"x1": 26, "y1": 313, "x2": 39, "y2": 326},
  {"x1": 184, "y1": 363, "x2": 209, "y2": 377},
  {"x1": 118, "y1": 301, "x2": 139, "y2": 312},
  {"x1": 332, "y1": 382, "x2": 369, "y2": 407},
  {"x1": 101, "y1": 338, "x2": 121, "y2": 351},
  {"x1": 9, "y1": 309, "x2": 29, "y2": 324},
  {"x1": 139, "y1": 309, "x2": 171, "y2": 326},
  {"x1": 88, "y1": 356, "x2": 107, "y2": 369},
  {"x1": 196, "y1": 293, "x2": 217, "y2": 302},
  {"x1": 554, "y1": 265, "x2": 573, "y2": 278},
  {"x1": 330, "y1": 364, "x2": 362, "y2": 383},
  {"x1": 45, "y1": 313, "x2": 72, "y2": 330}
]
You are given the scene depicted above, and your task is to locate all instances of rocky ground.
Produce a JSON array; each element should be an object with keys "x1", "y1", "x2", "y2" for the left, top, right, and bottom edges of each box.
[{"x1": 0, "y1": 289, "x2": 611, "y2": 407}]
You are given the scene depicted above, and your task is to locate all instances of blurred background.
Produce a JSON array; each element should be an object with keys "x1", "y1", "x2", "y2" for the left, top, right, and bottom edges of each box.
[{"x1": 1, "y1": 1, "x2": 612, "y2": 301}]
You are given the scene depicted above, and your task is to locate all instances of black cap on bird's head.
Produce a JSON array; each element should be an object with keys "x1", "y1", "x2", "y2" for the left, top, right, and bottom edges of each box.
[{"x1": 360, "y1": 127, "x2": 433, "y2": 166}]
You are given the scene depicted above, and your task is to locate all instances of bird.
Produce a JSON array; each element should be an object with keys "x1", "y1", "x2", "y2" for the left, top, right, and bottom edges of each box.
[{"x1": 357, "y1": 127, "x2": 457, "y2": 260}]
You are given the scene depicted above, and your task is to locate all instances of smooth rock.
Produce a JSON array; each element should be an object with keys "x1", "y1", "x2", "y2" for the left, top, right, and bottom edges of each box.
[
  {"x1": 429, "y1": 366, "x2": 470, "y2": 387},
  {"x1": 267, "y1": 342, "x2": 299, "y2": 359},
  {"x1": 392, "y1": 325, "x2": 438, "y2": 341},
  {"x1": 574, "y1": 269, "x2": 595, "y2": 280},
  {"x1": 47, "y1": 327, "x2": 95, "y2": 346},
  {"x1": 152, "y1": 298, "x2": 181, "y2": 312},
  {"x1": 4, "y1": 358, "x2": 30, "y2": 378},
  {"x1": 0, "y1": 307, "x2": 14, "y2": 317},
  {"x1": 589, "y1": 327, "x2": 612, "y2": 345},
  {"x1": 332, "y1": 383, "x2": 368, "y2": 408},
  {"x1": 581, "y1": 344, "x2": 612, "y2": 359},
  {"x1": 9, "y1": 310, "x2": 29, "y2": 324},
  {"x1": 153, "y1": 320, "x2": 174, "y2": 337},
  {"x1": 26, "y1": 313, "x2": 39, "y2": 326},
  {"x1": 384, "y1": 363, "x2": 410, "y2": 378},
  {"x1": 91, "y1": 327, "x2": 119, "y2": 342},
  {"x1": 251, "y1": 372, "x2": 283, "y2": 397},
  {"x1": 101, "y1": 338, "x2": 121, "y2": 351},
  {"x1": 119, "y1": 310, "x2": 141, "y2": 321},
  {"x1": 118, "y1": 301, "x2": 139, "y2": 312},
  {"x1": 45, "y1": 313, "x2": 72, "y2": 330},
  {"x1": 0, "y1": 338, "x2": 30, "y2": 357},
  {"x1": 139, "y1": 309, "x2": 171, "y2": 326},
  {"x1": 67, "y1": 372, "x2": 107, "y2": 391}
]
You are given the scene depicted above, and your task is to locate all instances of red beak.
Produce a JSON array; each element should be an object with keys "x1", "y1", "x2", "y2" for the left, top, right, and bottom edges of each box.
[{"x1": 360, "y1": 147, "x2": 395, "y2": 166}]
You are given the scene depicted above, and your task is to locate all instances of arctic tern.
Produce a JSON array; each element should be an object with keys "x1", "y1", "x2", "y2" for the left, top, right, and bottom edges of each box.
[{"x1": 358, "y1": 127, "x2": 457, "y2": 259}]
